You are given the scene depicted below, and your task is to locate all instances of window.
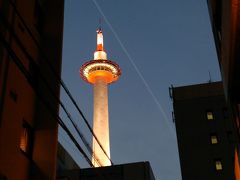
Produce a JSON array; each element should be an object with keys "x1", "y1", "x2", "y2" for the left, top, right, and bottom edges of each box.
[
  {"x1": 19, "y1": 121, "x2": 34, "y2": 157},
  {"x1": 227, "y1": 131, "x2": 234, "y2": 143},
  {"x1": 211, "y1": 134, "x2": 218, "y2": 144},
  {"x1": 207, "y1": 111, "x2": 214, "y2": 120},
  {"x1": 215, "y1": 160, "x2": 223, "y2": 171},
  {"x1": 222, "y1": 107, "x2": 229, "y2": 119}
]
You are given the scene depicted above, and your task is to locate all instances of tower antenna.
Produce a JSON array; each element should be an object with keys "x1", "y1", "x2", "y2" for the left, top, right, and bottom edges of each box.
[{"x1": 99, "y1": 18, "x2": 102, "y2": 31}]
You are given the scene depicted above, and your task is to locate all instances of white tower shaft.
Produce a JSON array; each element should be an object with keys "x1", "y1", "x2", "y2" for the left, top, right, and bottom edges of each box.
[{"x1": 92, "y1": 77, "x2": 111, "y2": 166}]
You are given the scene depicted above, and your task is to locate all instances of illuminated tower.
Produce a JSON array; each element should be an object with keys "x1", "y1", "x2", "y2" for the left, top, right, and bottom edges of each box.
[{"x1": 80, "y1": 28, "x2": 121, "y2": 167}]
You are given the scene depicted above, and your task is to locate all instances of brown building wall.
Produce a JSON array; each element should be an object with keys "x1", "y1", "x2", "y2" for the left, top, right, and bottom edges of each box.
[
  {"x1": 208, "y1": 1, "x2": 240, "y2": 178},
  {"x1": 0, "y1": 0, "x2": 64, "y2": 179}
]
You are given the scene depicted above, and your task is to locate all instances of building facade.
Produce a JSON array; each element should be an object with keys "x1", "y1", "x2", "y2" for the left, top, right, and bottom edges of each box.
[
  {"x1": 0, "y1": 0, "x2": 64, "y2": 179},
  {"x1": 207, "y1": 1, "x2": 240, "y2": 178},
  {"x1": 172, "y1": 82, "x2": 236, "y2": 180},
  {"x1": 57, "y1": 162, "x2": 155, "y2": 180}
]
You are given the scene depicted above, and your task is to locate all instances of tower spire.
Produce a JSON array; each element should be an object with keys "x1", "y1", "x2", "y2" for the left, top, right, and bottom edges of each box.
[
  {"x1": 94, "y1": 26, "x2": 107, "y2": 60},
  {"x1": 96, "y1": 28, "x2": 104, "y2": 51}
]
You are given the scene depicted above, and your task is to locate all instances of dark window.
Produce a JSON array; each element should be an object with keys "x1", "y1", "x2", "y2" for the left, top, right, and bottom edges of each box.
[
  {"x1": 222, "y1": 107, "x2": 229, "y2": 119},
  {"x1": 19, "y1": 121, "x2": 34, "y2": 158},
  {"x1": 227, "y1": 131, "x2": 234, "y2": 143}
]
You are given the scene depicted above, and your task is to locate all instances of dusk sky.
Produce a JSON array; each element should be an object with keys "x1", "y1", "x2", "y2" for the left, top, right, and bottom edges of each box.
[{"x1": 58, "y1": 0, "x2": 221, "y2": 179}]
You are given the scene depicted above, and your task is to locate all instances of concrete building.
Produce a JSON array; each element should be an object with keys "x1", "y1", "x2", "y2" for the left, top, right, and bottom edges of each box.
[
  {"x1": 172, "y1": 82, "x2": 236, "y2": 180},
  {"x1": 0, "y1": 0, "x2": 64, "y2": 179},
  {"x1": 57, "y1": 162, "x2": 155, "y2": 180},
  {"x1": 207, "y1": 1, "x2": 240, "y2": 178}
]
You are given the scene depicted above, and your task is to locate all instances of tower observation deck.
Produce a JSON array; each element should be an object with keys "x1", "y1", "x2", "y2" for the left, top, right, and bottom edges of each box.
[{"x1": 80, "y1": 28, "x2": 121, "y2": 167}]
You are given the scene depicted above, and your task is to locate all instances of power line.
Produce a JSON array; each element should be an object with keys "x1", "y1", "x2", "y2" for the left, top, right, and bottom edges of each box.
[{"x1": 6, "y1": 0, "x2": 113, "y2": 165}]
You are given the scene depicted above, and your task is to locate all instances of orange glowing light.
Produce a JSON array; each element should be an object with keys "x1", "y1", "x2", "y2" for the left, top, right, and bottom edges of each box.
[
  {"x1": 87, "y1": 70, "x2": 118, "y2": 84},
  {"x1": 20, "y1": 128, "x2": 28, "y2": 152},
  {"x1": 80, "y1": 60, "x2": 121, "y2": 85},
  {"x1": 235, "y1": 149, "x2": 240, "y2": 180}
]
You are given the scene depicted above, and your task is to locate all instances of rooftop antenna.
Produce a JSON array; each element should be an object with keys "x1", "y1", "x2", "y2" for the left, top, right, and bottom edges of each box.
[
  {"x1": 98, "y1": 18, "x2": 102, "y2": 31},
  {"x1": 208, "y1": 71, "x2": 212, "y2": 83}
]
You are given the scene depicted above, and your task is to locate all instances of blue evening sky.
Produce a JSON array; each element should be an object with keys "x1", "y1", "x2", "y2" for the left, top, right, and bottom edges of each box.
[{"x1": 58, "y1": 0, "x2": 221, "y2": 179}]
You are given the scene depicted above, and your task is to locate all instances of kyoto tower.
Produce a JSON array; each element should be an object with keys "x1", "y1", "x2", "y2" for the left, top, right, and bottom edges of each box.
[{"x1": 80, "y1": 27, "x2": 121, "y2": 167}]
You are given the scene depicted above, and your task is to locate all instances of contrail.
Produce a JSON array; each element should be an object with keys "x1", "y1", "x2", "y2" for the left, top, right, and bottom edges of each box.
[{"x1": 92, "y1": 0, "x2": 175, "y2": 135}]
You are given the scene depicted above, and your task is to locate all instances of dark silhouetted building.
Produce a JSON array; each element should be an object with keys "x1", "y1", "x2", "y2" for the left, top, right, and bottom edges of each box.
[
  {"x1": 207, "y1": 1, "x2": 240, "y2": 178},
  {"x1": 57, "y1": 161, "x2": 155, "y2": 180},
  {"x1": 0, "y1": 0, "x2": 64, "y2": 179},
  {"x1": 172, "y1": 82, "x2": 236, "y2": 180},
  {"x1": 57, "y1": 143, "x2": 80, "y2": 172}
]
